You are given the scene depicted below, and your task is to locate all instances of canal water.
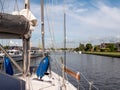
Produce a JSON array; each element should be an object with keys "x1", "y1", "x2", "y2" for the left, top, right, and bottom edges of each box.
[
  {"x1": 48, "y1": 52, "x2": 120, "y2": 90},
  {"x1": 1, "y1": 52, "x2": 120, "y2": 90},
  {"x1": 64, "y1": 52, "x2": 120, "y2": 90}
]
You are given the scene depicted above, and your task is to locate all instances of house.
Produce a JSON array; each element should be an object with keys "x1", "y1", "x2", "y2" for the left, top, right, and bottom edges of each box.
[
  {"x1": 115, "y1": 42, "x2": 120, "y2": 52},
  {"x1": 100, "y1": 42, "x2": 120, "y2": 52}
]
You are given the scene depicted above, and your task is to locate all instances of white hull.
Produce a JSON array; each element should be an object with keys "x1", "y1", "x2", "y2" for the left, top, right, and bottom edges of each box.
[{"x1": 19, "y1": 71, "x2": 77, "y2": 90}]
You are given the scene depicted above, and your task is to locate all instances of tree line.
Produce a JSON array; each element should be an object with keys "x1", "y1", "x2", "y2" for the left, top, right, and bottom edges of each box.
[{"x1": 74, "y1": 43, "x2": 117, "y2": 52}]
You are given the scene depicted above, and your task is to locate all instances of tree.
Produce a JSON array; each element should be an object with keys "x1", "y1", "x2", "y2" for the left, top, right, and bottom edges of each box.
[
  {"x1": 85, "y1": 43, "x2": 93, "y2": 51},
  {"x1": 79, "y1": 43, "x2": 85, "y2": 51},
  {"x1": 94, "y1": 45, "x2": 100, "y2": 52},
  {"x1": 107, "y1": 44, "x2": 115, "y2": 52},
  {"x1": 74, "y1": 47, "x2": 79, "y2": 52},
  {"x1": 50, "y1": 47, "x2": 55, "y2": 51},
  {"x1": 4, "y1": 46, "x2": 9, "y2": 50}
]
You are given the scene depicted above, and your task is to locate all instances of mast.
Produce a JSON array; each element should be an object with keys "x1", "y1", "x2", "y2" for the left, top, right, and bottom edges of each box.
[
  {"x1": 64, "y1": 11, "x2": 66, "y2": 69},
  {"x1": 60, "y1": 7, "x2": 68, "y2": 90},
  {"x1": 23, "y1": 0, "x2": 31, "y2": 76},
  {"x1": 62, "y1": 5, "x2": 67, "y2": 90},
  {"x1": 41, "y1": 0, "x2": 45, "y2": 52},
  {"x1": 25, "y1": 0, "x2": 30, "y2": 9}
]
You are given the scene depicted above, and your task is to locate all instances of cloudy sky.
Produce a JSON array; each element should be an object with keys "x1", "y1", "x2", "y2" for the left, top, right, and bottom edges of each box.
[{"x1": 1, "y1": 0, "x2": 120, "y2": 48}]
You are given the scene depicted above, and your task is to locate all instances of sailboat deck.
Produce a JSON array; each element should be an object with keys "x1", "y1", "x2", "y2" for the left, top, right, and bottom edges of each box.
[{"x1": 19, "y1": 71, "x2": 77, "y2": 90}]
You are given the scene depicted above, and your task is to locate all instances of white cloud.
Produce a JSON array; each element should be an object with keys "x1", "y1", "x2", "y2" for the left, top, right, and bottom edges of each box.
[
  {"x1": 1, "y1": 1, "x2": 120, "y2": 47},
  {"x1": 66, "y1": 3, "x2": 120, "y2": 30},
  {"x1": 74, "y1": 8, "x2": 88, "y2": 13}
]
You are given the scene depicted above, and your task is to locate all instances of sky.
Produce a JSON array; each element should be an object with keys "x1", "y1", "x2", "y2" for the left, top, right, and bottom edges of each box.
[{"x1": 1, "y1": 0, "x2": 120, "y2": 48}]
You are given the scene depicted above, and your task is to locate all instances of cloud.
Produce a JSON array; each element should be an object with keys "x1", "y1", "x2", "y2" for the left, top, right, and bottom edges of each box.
[
  {"x1": 1, "y1": 0, "x2": 120, "y2": 47},
  {"x1": 74, "y1": 8, "x2": 88, "y2": 13},
  {"x1": 66, "y1": 2, "x2": 120, "y2": 30}
]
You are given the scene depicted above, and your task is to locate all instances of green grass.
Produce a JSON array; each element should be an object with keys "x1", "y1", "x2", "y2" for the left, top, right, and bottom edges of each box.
[{"x1": 84, "y1": 52, "x2": 120, "y2": 58}]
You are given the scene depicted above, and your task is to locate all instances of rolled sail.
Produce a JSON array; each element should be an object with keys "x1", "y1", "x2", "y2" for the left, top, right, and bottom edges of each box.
[{"x1": 0, "y1": 13, "x2": 30, "y2": 39}]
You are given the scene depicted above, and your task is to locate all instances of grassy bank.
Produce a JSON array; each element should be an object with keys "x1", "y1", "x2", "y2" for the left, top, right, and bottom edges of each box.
[{"x1": 83, "y1": 52, "x2": 120, "y2": 58}]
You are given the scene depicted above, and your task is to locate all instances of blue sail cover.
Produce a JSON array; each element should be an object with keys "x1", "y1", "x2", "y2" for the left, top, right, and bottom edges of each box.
[
  {"x1": 36, "y1": 56, "x2": 49, "y2": 78},
  {"x1": 4, "y1": 57, "x2": 14, "y2": 75}
]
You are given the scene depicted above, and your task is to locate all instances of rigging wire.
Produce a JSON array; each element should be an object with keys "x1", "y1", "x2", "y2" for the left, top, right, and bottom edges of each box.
[
  {"x1": 45, "y1": 0, "x2": 56, "y2": 48},
  {"x1": 44, "y1": 0, "x2": 58, "y2": 53},
  {"x1": 4, "y1": 0, "x2": 10, "y2": 13},
  {"x1": 0, "y1": 0, "x2": 5, "y2": 13},
  {"x1": 45, "y1": 3, "x2": 54, "y2": 47},
  {"x1": 62, "y1": 1, "x2": 99, "y2": 90},
  {"x1": 44, "y1": 0, "x2": 85, "y2": 90},
  {"x1": 80, "y1": 72, "x2": 99, "y2": 90},
  {"x1": 50, "y1": 0, "x2": 55, "y2": 46},
  {"x1": 47, "y1": 8, "x2": 60, "y2": 76},
  {"x1": 44, "y1": 0, "x2": 64, "y2": 86},
  {"x1": 14, "y1": 0, "x2": 20, "y2": 12},
  {"x1": 62, "y1": 1, "x2": 67, "y2": 89}
]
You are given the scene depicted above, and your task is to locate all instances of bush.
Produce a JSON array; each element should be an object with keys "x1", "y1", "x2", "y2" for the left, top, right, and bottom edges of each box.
[{"x1": 100, "y1": 48, "x2": 110, "y2": 52}]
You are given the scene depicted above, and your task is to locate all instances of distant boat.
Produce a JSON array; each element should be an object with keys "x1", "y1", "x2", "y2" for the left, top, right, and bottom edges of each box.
[
  {"x1": 7, "y1": 49, "x2": 22, "y2": 57},
  {"x1": 0, "y1": 49, "x2": 22, "y2": 58},
  {"x1": 0, "y1": 51, "x2": 5, "y2": 57},
  {"x1": 30, "y1": 50, "x2": 43, "y2": 58},
  {"x1": 6, "y1": 49, "x2": 43, "y2": 58},
  {"x1": 79, "y1": 51, "x2": 82, "y2": 54}
]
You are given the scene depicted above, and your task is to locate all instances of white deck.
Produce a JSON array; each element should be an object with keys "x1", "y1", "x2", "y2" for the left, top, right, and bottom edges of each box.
[{"x1": 19, "y1": 71, "x2": 77, "y2": 90}]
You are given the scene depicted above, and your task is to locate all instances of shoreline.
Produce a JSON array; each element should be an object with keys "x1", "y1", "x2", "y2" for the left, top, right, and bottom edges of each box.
[{"x1": 82, "y1": 52, "x2": 120, "y2": 58}]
